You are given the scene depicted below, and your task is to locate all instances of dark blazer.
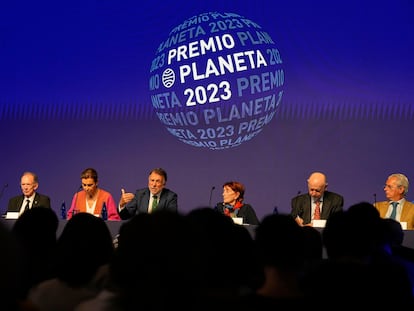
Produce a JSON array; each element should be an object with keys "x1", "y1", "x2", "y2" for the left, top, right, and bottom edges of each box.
[
  {"x1": 215, "y1": 202, "x2": 260, "y2": 225},
  {"x1": 291, "y1": 191, "x2": 344, "y2": 225},
  {"x1": 7, "y1": 192, "x2": 51, "y2": 212},
  {"x1": 119, "y1": 187, "x2": 178, "y2": 220}
]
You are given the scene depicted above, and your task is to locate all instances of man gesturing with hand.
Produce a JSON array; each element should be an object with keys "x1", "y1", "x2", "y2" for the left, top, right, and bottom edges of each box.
[{"x1": 118, "y1": 168, "x2": 178, "y2": 220}]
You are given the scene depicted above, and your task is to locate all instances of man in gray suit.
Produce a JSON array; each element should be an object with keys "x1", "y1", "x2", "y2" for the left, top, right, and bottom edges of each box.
[
  {"x1": 7, "y1": 171, "x2": 51, "y2": 217},
  {"x1": 291, "y1": 171, "x2": 343, "y2": 226}
]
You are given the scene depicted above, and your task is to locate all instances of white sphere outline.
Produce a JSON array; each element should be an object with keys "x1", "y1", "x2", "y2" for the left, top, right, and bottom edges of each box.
[
  {"x1": 162, "y1": 68, "x2": 175, "y2": 88},
  {"x1": 149, "y1": 12, "x2": 284, "y2": 150}
]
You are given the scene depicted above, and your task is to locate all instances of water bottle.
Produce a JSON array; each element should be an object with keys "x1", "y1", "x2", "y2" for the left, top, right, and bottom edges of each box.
[
  {"x1": 101, "y1": 202, "x2": 108, "y2": 221},
  {"x1": 61, "y1": 201, "x2": 66, "y2": 220}
]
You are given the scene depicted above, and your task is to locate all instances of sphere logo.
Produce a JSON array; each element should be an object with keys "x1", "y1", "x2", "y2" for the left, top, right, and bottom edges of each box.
[
  {"x1": 162, "y1": 68, "x2": 175, "y2": 88},
  {"x1": 149, "y1": 12, "x2": 284, "y2": 150}
]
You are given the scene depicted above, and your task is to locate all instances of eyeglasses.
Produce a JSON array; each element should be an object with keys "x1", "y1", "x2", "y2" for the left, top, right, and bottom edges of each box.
[{"x1": 384, "y1": 184, "x2": 401, "y2": 190}]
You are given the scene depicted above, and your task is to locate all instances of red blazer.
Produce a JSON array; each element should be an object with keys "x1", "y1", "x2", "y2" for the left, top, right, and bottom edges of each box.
[{"x1": 67, "y1": 188, "x2": 120, "y2": 220}]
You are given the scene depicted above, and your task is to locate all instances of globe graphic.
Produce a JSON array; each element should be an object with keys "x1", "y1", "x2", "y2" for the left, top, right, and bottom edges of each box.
[{"x1": 149, "y1": 12, "x2": 284, "y2": 150}]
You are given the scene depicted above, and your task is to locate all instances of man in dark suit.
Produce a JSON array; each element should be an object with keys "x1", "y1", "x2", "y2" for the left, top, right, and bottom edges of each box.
[
  {"x1": 7, "y1": 171, "x2": 51, "y2": 217},
  {"x1": 291, "y1": 171, "x2": 343, "y2": 226},
  {"x1": 118, "y1": 167, "x2": 178, "y2": 220}
]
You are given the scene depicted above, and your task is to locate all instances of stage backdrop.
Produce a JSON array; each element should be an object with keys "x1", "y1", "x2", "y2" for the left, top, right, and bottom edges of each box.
[{"x1": 1, "y1": 0, "x2": 413, "y2": 220}]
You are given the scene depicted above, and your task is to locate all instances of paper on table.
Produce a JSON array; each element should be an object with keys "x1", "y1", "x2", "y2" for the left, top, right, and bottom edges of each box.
[
  {"x1": 312, "y1": 219, "x2": 326, "y2": 228},
  {"x1": 5, "y1": 212, "x2": 19, "y2": 219},
  {"x1": 232, "y1": 217, "x2": 243, "y2": 225}
]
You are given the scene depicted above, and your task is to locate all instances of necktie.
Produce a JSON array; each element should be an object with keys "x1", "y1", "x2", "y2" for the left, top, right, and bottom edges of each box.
[
  {"x1": 314, "y1": 200, "x2": 321, "y2": 220},
  {"x1": 24, "y1": 199, "x2": 30, "y2": 212},
  {"x1": 390, "y1": 202, "x2": 399, "y2": 220},
  {"x1": 151, "y1": 195, "x2": 158, "y2": 213}
]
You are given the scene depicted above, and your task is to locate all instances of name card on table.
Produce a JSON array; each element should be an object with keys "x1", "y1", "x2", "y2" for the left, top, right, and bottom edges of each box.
[
  {"x1": 5, "y1": 212, "x2": 19, "y2": 219},
  {"x1": 232, "y1": 217, "x2": 243, "y2": 225},
  {"x1": 312, "y1": 219, "x2": 326, "y2": 228}
]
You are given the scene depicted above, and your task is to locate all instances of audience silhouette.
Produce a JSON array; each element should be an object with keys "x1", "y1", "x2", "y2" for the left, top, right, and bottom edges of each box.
[
  {"x1": 106, "y1": 210, "x2": 204, "y2": 310},
  {"x1": 303, "y1": 202, "x2": 414, "y2": 307},
  {"x1": 241, "y1": 213, "x2": 307, "y2": 308},
  {"x1": 11, "y1": 207, "x2": 59, "y2": 301},
  {"x1": 1, "y1": 201, "x2": 414, "y2": 310},
  {"x1": 28, "y1": 212, "x2": 114, "y2": 311},
  {"x1": 0, "y1": 221, "x2": 22, "y2": 310},
  {"x1": 186, "y1": 207, "x2": 262, "y2": 307}
]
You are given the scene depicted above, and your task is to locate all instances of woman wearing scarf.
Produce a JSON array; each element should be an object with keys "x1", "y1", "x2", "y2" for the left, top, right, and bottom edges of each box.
[{"x1": 215, "y1": 181, "x2": 260, "y2": 225}]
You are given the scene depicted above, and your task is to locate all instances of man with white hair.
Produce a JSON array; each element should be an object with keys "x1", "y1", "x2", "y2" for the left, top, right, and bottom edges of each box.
[{"x1": 374, "y1": 173, "x2": 414, "y2": 230}]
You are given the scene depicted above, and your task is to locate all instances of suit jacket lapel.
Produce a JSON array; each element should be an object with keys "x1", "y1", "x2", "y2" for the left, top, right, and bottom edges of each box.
[
  {"x1": 158, "y1": 190, "x2": 166, "y2": 209},
  {"x1": 139, "y1": 190, "x2": 150, "y2": 213},
  {"x1": 377, "y1": 201, "x2": 389, "y2": 218},
  {"x1": 17, "y1": 196, "x2": 24, "y2": 209},
  {"x1": 33, "y1": 193, "x2": 39, "y2": 207},
  {"x1": 321, "y1": 199, "x2": 329, "y2": 218},
  {"x1": 303, "y1": 195, "x2": 311, "y2": 223},
  {"x1": 401, "y1": 201, "x2": 410, "y2": 222}
]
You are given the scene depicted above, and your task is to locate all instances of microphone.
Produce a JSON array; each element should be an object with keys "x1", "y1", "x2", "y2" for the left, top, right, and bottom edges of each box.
[
  {"x1": 0, "y1": 183, "x2": 8, "y2": 201},
  {"x1": 373, "y1": 193, "x2": 377, "y2": 206},
  {"x1": 297, "y1": 190, "x2": 301, "y2": 195},
  {"x1": 208, "y1": 186, "x2": 215, "y2": 207}
]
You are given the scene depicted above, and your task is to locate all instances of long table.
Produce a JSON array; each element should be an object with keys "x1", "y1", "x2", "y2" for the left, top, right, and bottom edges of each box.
[
  {"x1": 0, "y1": 219, "x2": 124, "y2": 239},
  {"x1": 2, "y1": 219, "x2": 414, "y2": 249}
]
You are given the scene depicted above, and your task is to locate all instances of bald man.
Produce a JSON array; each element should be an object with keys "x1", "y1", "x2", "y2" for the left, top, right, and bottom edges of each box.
[{"x1": 291, "y1": 172, "x2": 344, "y2": 226}]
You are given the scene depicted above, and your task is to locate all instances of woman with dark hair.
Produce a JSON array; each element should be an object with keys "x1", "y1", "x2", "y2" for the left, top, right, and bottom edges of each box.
[{"x1": 67, "y1": 168, "x2": 120, "y2": 220}]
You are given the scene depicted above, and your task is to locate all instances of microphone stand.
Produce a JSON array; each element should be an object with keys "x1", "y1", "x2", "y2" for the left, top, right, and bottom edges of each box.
[{"x1": 208, "y1": 186, "x2": 215, "y2": 207}]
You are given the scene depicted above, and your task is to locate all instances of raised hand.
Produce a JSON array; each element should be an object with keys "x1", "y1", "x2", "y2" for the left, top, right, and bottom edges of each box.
[{"x1": 119, "y1": 188, "x2": 135, "y2": 207}]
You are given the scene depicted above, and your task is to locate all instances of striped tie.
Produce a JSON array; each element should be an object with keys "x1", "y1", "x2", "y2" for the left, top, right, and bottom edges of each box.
[{"x1": 151, "y1": 195, "x2": 158, "y2": 213}]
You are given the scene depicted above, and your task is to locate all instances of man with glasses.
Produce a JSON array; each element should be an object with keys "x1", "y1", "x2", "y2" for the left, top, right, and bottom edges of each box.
[
  {"x1": 374, "y1": 173, "x2": 414, "y2": 230},
  {"x1": 291, "y1": 171, "x2": 344, "y2": 226}
]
